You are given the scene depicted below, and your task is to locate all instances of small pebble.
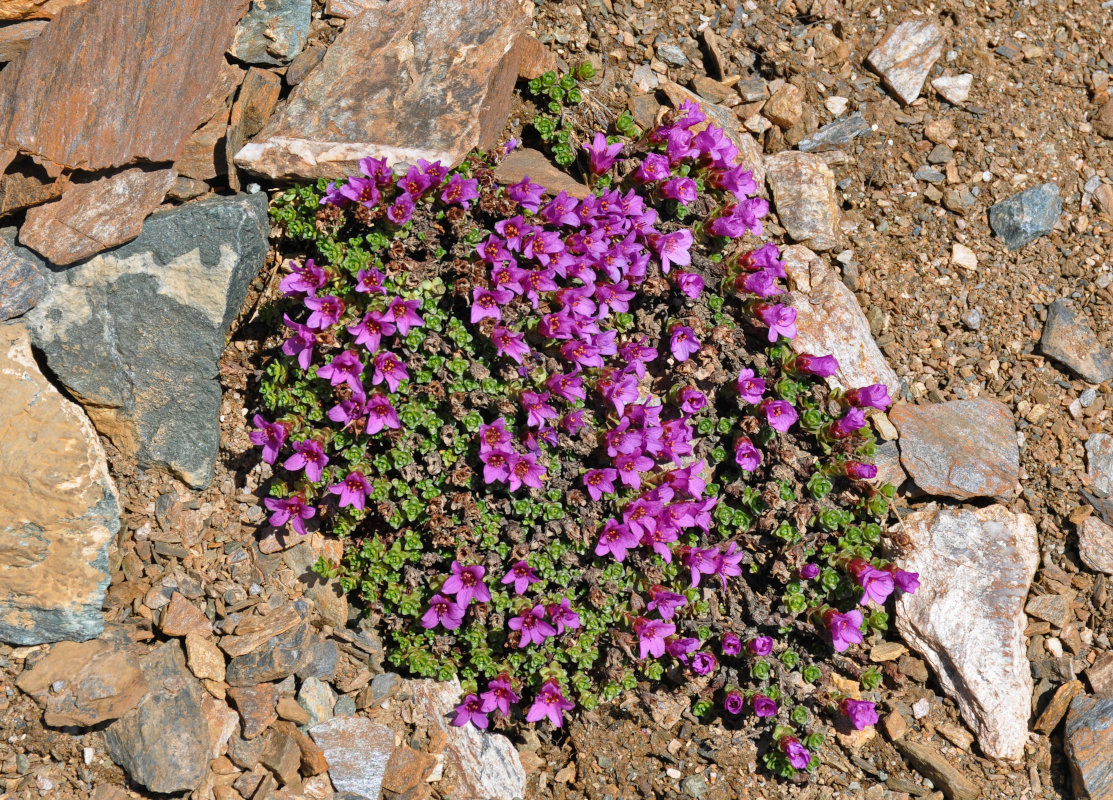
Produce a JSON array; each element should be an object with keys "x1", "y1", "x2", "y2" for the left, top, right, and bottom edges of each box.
[
  {"x1": 912, "y1": 698, "x2": 931, "y2": 719},
  {"x1": 962, "y1": 307, "x2": 983, "y2": 330},
  {"x1": 1046, "y1": 637, "x2": 1064, "y2": 657},
  {"x1": 667, "y1": 767, "x2": 683, "y2": 780},
  {"x1": 1081, "y1": 388, "x2": 1098, "y2": 408}
]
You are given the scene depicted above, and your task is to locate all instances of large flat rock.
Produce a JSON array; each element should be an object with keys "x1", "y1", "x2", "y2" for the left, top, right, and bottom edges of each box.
[
  {"x1": 22, "y1": 194, "x2": 269, "y2": 488},
  {"x1": 1065, "y1": 694, "x2": 1113, "y2": 800},
  {"x1": 0, "y1": 322, "x2": 119, "y2": 644},
  {"x1": 234, "y1": 0, "x2": 531, "y2": 179},
  {"x1": 895, "y1": 503, "x2": 1038, "y2": 761},
  {"x1": 765, "y1": 152, "x2": 840, "y2": 251},
  {"x1": 866, "y1": 20, "x2": 944, "y2": 105}
]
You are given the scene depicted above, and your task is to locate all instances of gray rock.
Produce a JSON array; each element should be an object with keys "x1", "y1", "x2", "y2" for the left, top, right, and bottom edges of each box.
[
  {"x1": 656, "y1": 43, "x2": 690, "y2": 66},
  {"x1": 1086, "y1": 434, "x2": 1113, "y2": 499},
  {"x1": 22, "y1": 194, "x2": 269, "y2": 489},
  {"x1": 298, "y1": 676, "x2": 336, "y2": 728},
  {"x1": 681, "y1": 774, "x2": 709, "y2": 798},
  {"x1": 226, "y1": 618, "x2": 316, "y2": 687},
  {"x1": 764, "y1": 152, "x2": 840, "y2": 251},
  {"x1": 105, "y1": 641, "x2": 210, "y2": 794},
  {"x1": 1040, "y1": 299, "x2": 1113, "y2": 384},
  {"x1": 865, "y1": 20, "x2": 944, "y2": 105},
  {"x1": 296, "y1": 638, "x2": 340, "y2": 681},
  {"x1": 229, "y1": 0, "x2": 312, "y2": 65},
  {"x1": 1081, "y1": 388, "x2": 1098, "y2": 408},
  {"x1": 0, "y1": 238, "x2": 44, "y2": 320},
  {"x1": 334, "y1": 694, "x2": 357, "y2": 717},
  {"x1": 797, "y1": 112, "x2": 872, "y2": 153},
  {"x1": 988, "y1": 183, "x2": 1061, "y2": 250},
  {"x1": 1065, "y1": 694, "x2": 1113, "y2": 800},
  {"x1": 310, "y1": 716, "x2": 395, "y2": 799},
  {"x1": 369, "y1": 672, "x2": 402, "y2": 707},
  {"x1": 914, "y1": 166, "x2": 945, "y2": 183}
]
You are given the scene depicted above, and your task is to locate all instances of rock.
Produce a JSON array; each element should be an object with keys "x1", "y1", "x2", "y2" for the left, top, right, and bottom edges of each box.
[
  {"x1": 168, "y1": 176, "x2": 210, "y2": 202},
  {"x1": 690, "y1": 76, "x2": 738, "y2": 106},
  {"x1": 1088, "y1": 434, "x2": 1113, "y2": 499},
  {"x1": 797, "y1": 112, "x2": 871, "y2": 153},
  {"x1": 104, "y1": 641, "x2": 211, "y2": 794},
  {"x1": 16, "y1": 637, "x2": 146, "y2": 727},
  {"x1": 229, "y1": 0, "x2": 311, "y2": 65},
  {"x1": 0, "y1": 0, "x2": 249, "y2": 173},
  {"x1": 160, "y1": 591, "x2": 214, "y2": 637},
  {"x1": 659, "y1": 81, "x2": 764, "y2": 188},
  {"x1": 186, "y1": 631, "x2": 227, "y2": 682},
  {"x1": 782, "y1": 246, "x2": 900, "y2": 395},
  {"x1": 176, "y1": 110, "x2": 229, "y2": 182},
  {"x1": 19, "y1": 167, "x2": 176, "y2": 265},
  {"x1": 873, "y1": 440, "x2": 907, "y2": 489},
  {"x1": 0, "y1": 0, "x2": 87, "y2": 20},
  {"x1": 631, "y1": 65, "x2": 659, "y2": 94},
  {"x1": 889, "y1": 399, "x2": 1019, "y2": 502},
  {"x1": 0, "y1": 161, "x2": 64, "y2": 216},
  {"x1": 360, "y1": 671, "x2": 402, "y2": 710},
  {"x1": 1095, "y1": 183, "x2": 1113, "y2": 218},
  {"x1": 1079, "y1": 516, "x2": 1113, "y2": 575},
  {"x1": 0, "y1": 19, "x2": 47, "y2": 62},
  {"x1": 410, "y1": 677, "x2": 526, "y2": 800},
  {"x1": 23, "y1": 193, "x2": 269, "y2": 489},
  {"x1": 763, "y1": 83, "x2": 803, "y2": 128},
  {"x1": 700, "y1": 28, "x2": 727, "y2": 79},
  {"x1": 1088, "y1": 652, "x2": 1113, "y2": 695},
  {"x1": 223, "y1": 605, "x2": 305, "y2": 658},
  {"x1": 1033, "y1": 679, "x2": 1083, "y2": 734},
  {"x1": 1093, "y1": 100, "x2": 1113, "y2": 139},
  {"x1": 277, "y1": 694, "x2": 311, "y2": 724},
  {"x1": 914, "y1": 166, "x2": 945, "y2": 183},
  {"x1": 866, "y1": 20, "x2": 945, "y2": 105},
  {"x1": 928, "y1": 144, "x2": 954, "y2": 165},
  {"x1": 298, "y1": 676, "x2": 337, "y2": 728},
  {"x1": 296, "y1": 637, "x2": 340, "y2": 681},
  {"x1": 273, "y1": 720, "x2": 329, "y2": 776},
  {"x1": 202, "y1": 694, "x2": 239, "y2": 759},
  {"x1": 656, "y1": 43, "x2": 689, "y2": 66},
  {"x1": 950, "y1": 243, "x2": 977, "y2": 270},
  {"x1": 324, "y1": 0, "x2": 381, "y2": 17},
  {"x1": 1025, "y1": 594, "x2": 1069, "y2": 628},
  {"x1": 282, "y1": 541, "x2": 349, "y2": 629},
  {"x1": 493, "y1": 148, "x2": 591, "y2": 199},
  {"x1": 932, "y1": 73, "x2": 973, "y2": 105},
  {"x1": 228, "y1": 683, "x2": 280, "y2": 739},
  {"x1": 262, "y1": 728, "x2": 303, "y2": 787},
  {"x1": 1041, "y1": 299, "x2": 1113, "y2": 384},
  {"x1": 235, "y1": 0, "x2": 530, "y2": 180},
  {"x1": 0, "y1": 238, "x2": 44, "y2": 320},
  {"x1": 384, "y1": 746, "x2": 438, "y2": 796},
  {"x1": 764, "y1": 152, "x2": 840, "y2": 250},
  {"x1": 1066, "y1": 694, "x2": 1113, "y2": 799},
  {"x1": 514, "y1": 34, "x2": 561, "y2": 80},
  {"x1": 310, "y1": 716, "x2": 395, "y2": 799},
  {"x1": 0, "y1": 322, "x2": 119, "y2": 644},
  {"x1": 225, "y1": 68, "x2": 282, "y2": 192},
  {"x1": 988, "y1": 183, "x2": 1061, "y2": 250},
  {"x1": 894, "y1": 739, "x2": 980, "y2": 800},
  {"x1": 285, "y1": 44, "x2": 326, "y2": 86},
  {"x1": 225, "y1": 619, "x2": 315, "y2": 687},
  {"x1": 894, "y1": 503, "x2": 1038, "y2": 761}
]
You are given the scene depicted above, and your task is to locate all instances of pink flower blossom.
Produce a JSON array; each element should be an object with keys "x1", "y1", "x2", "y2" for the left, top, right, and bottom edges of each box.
[
  {"x1": 762, "y1": 399, "x2": 798, "y2": 432},
  {"x1": 328, "y1": 471, "x2": 371, "y2": 511},
  {"x1": 264, "y1": 494, "x2": 316, "y2": 536},
  {"x1": 674, "y1": 272, "x2": 704, "y2": 299},
  {"x1": 443, "y1": 562, "x2": 490, "y2": 607},
  {"x1": 283, "y1": 439, "x2": 328, "y2": 483},
  {"x1": 724, "y1": 690, "x2": 745, "y2": 714},
  {"x1": 845, "y1": 460, "x2": 878, "y2": 480},
  {"x1": 509, "y1": 604, "x2": 557, "y2": 648},
  {"x1": 634, "y1": 617, "x2": 676, "y2": 659},
  {"x1": 304, "y1": 295, "x2": 344, "y2": 330},
  {"x1": 752, "y1": 695, "x2": 778, "y2": 717},
  {"x1": 653, "y1": 229, "x2": 693, "y2": 273},
  {"x1": 780, "y1": 736, "x2": 811, "y2": 770},
  {"x1": 441, "y1": 174, "x2": 479, "y2": 209},
  {"x1": 736, "y1": 368, "x2": 766, "y2": 404},
  {"x1": 371, "y1": 351, "x2": 409, "y2": 392},
  {"x1": 757, "y1": 303, "x2": 797, "y2": 342},
  {"x1": 547, "y1": 597, "x2": 581, "y2": 634},
  {"x1": 316, "y1": 350, "x2": 364, "y2": 390},
  {"x1": 721, "y1": 632, "x2": 742, "y2": 655},
  {"x1": 594, "y1": 519, "x2": 640, "y2": 562},
  {"x1": 889, "y1": 567, "x2": 920, "y2": 594},
  {"x1": 794, "y1": 353, "x2": 839, "y2": 378},
  {"x1": 829, "y1": 407, "x2": 866, "y2": 438},
  {"x1": 840, "y1": 698, "x2": 878, "y2": 730},
  {"x1": 845, "y1": 383, "x2": 892, "y2": 411},
  {"x1": 647, "y1": 586, "x2": 687, "y2": 620},
  {"x1": 502, "y1": 561, "x2": 540, "y2": 595},
  {"x1": 480, "y1": 674, "x2": 519, "y2": 716},
  {"x1": 421, "y1": 593, "x2": 464, "y2": 630},
  {"x1": 366, "y1": 394, "x2": 400, "y2": 434},
  {"x1": 583, "y1": 468, "x2": 618, "y2": 502},
  {"x1": 824, "y1": 608, "x2": 864, "y2": 653},
  {"x1": 451, "y1": 693, "x2": 488, "y2": 728},
  {"x1": 526, "y1": 679, "x2": 574, "y2": 727},
  {"x1": 734, "y1": 438, "x2": 762, "y2": 471},
  {"x1": 508, "y1": 452, "x2": 546, "y2": 491},
  {"x1": 669, "y1": 325, "x2": 700, "y2": 362},
  {"x1": 583, "y1": 132, "x2": 624, "y2": 174},
  {"x1": 250, "y1": 415, "x2": 287, "y2": 464},
  {"x1": 748, "y1": 636, "x2": 773, "y2": 656}
]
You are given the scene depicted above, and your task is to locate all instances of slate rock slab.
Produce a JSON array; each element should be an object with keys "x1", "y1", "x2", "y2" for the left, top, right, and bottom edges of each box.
[
  {"x1": 493, "y1": 148, "x2": 591, "y2": 199},
  {"x1": 1086, "y1": 433, "x2": 1113, "y2": 499},
  {"x1": 0, "y1": 238, "x2": 43, "y2": 320},
  {"x1": 866, "y1": 20, "x2": 944, "y2": 105},
  {"x1": 1079, "y1": 515, "x2": 1113, "y2": 575},
  {"x1": 23, "y1": 194, "x2": 268, "y2": 489},
  {"x1": 226, "y1": 617, "x2": 315, "y2": 687},
  {"x1": 764, "y1": 152, "x2": 840, "y2": 251},
  {"x1": 895, "y1": 503, "x2": 1038, "y2": 761},
  {"x1": 797, "y1": 112, "x2": 872, "y2": 153},
  {"x1": 235, "y1": 0, "x2": 531, "y2": 179},
  {"x1": 105, "y1": 641, "x2": 211, "y2": 794},
  {"x1": 1040, "y1": 299, "x2": 1113, "y2": 384},
  {"x1": 0, "y1": 322, "x2": 119, "y2": 645},
  {"x1": 988, "y1": 183, "x2": 1061, "y2": 250},
  {"x1": 890, "y1": 399, "x2": 1019, "y2": 502},
  {"x1": 229, "y1": 0, "x2": 312, "y2": 66},
  {"x1": 1066, "y1": 694, "x2": 1113, "y2": 800},
  {"x1": 310, "y1": 715, "x2": 395, "y2": 799}
]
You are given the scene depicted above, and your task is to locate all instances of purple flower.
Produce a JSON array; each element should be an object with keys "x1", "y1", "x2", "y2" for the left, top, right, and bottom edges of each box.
[
  {"x1": 347, "y1": 312, "x2": 394, "y2": 353},
  {"x1": 526, "y1": 679, "x2": 574, "y2": 728},
  {"x1": 385, "y1": 297, "x2": 424, "y2": 335},
  {"x1": 845, "y1": 383, "x2": 892, "y2": 411},
  {"x1": 282, "y1": 314, "x2": 316, "y2": 370},
  {"x1": 824, "y1": 608, "x2": 864, "y2": 653},
  {"x1": 890, "y1": 567, "x2": 920, "y2": 594},
  {"x1": 359, "y1": 155, "x2": 394, "y2": 186},
  {"x1": 338, "y1": 175, "x2": 380, "y2": 208},
  {"x1": 724, "y1": 690, "x2": 745, "y2": 715},
  {"x1": 600, "y1": 373, "x2": 639, "y2": 415},
  {"x1": 633, "y1": 152, "x2": 671, "y2": 183},
  {"x1": 795, "y1": 353, "x2": 839, "y2": 378},
  {"x1": 502, "y1": 561, "x2": 540, "y2": 595},
  {"x1": 443, "y1": 562, "x2": 490, "y2": 607},
  {"x1": 320, "y1": 181, "x2": 349, "y2": 207},
  {"x1": 547, "y1": 597, "x2": 581, "y2": 634},
  {"x1": 366, "y1": 394, "x2": 401, "y2": 435},
  {"x1": 508, "y1": 175, "x2": 545, "y2": 212},
  {"x1": 480, "y1": 449, "x2": 512, "y2": 484},
  {"x1": 734, "y1": 438, "x2": 762, "y2": 472},
  {"x1": 848, "y1": 559, "x2": 895, "y2": 606},
  {"x1": 752, "y1": 695, "x2": 778, "y2": 718},
  {"x1": 653, "y1": 229, "x2": 693, "y2": 273},
  {"x1": 508, "y1": 452, "x2": 546, "y2": 491},
  {"x1": 799, "y1": 563, "x2": 820, "y2": 580},
  {"x1": 471, "y1": 287, "x2": 513, "y2": 323},
  {"x1": 738, "y1": 271, "x2": 780, "y2": 298},
  {"x1": 355, "y1": 267, "x2": 387, "y2": 294},
  {"x1": 283, "y1": 439, "x2": 329, "y2": 483},
  {"x1": 492, "y1": 327, "x2": 530, "y2": 364},
  {"x1": 399, "y1": 164, "x2": 433, "y2": 196},
  {"x1": 615, "y1": 453, "x2": 655, "y2": 490},
  {"x1": 451, "y1": 693, "x2": 489, "y2": 729},
  {"x1": 479, "y1": 418, "x2": 512, "y2": 453},
  {"x1": 250, "y1": 415, "x2": 287, "y2": 464},
  {"x1": 561, "y1": 410, "x2": 587, "y2": 434},
  {"x1": 279, "y1": 259, "x2": 327, "y2": 297},
  {"x1": 386, "y1": 193, "x2": 415, "y2": 225},
  {"x1": 480, "y1": 674, "x2": 520, "y2": 716},
  {"x1": 757, "y1": 303, "x2": 797, "y2": 342},
  {"x1": 665, "y1": 636, "x2": 700, "y2": 663},
  {"x1": 721, "y1": 632, "x2": 742, "y2": 656},
  {"x1": 304, "y1": 295, "x2": 344, "y2": 330},
  {"x1": 509, "y1": 604, "x2": 557, "y2": 648},
  {"x1": 748, "y1": 636, "x2": 773, "y2": 656},
  {"x1": 676, "y1": 99, "x2": 707, "y2": 128},
  {"x1": 371, "y1": 351, "x2": 409, "y2": 392},
  {"x1": 328, "y1": 471, "x2": 372, "y2": 511},
  {"x1": 583, "y1": 132, "x2": 624, "y2": 174},
  {"x1": 646, "y1": 586, "x2": 687, "y2": 620},
  {"x1": 316, "y1": 350, "x2": 364, "y2": 390},
  {"x1": 583, "y1": 468, "x2": 618, "y2": 502},
  {"x1": 762, "y1": 400, "x2": 798, "y2": 432},
  {"x1": 830, "y1": 407, "x2": 867, "y2": 439},
  {"x1": 264, "y1": 494, "x2": 316, "y2": 536},
  {"x1": 661, "y1": 177, "x2": 698, "y2": 205},
  {"x1": 441, "y1": 174, "x2": 479, "y2": 208},
  {"x1": 634, "y1": 617, "x2": 677, "y2": 660},
  {"x1": 594, "y1": 519, "x2": 640, "y2": 562},
  {"x1": 521, "y1": 391, "x2": 558, "y2": 428},
  {"x1": 840, "y1": 698, "x2": 878, "y2": 730},
  {"x1": 669, "y1": 325, "x2": 700, "y2": 362},
  {"x1": 421, "y1": 593, "x2": 465, "y2": 630},
  {"x1": 735, "y1": 368, "x2": 766, "y2": 404},
  {"x1": 781, "y1": 737, "x2": 811, "y2": 770},
  {"x1": 674, "y1": 272, "x2": 704, "y2": 299},
  {"x1": 845, "y1": 460, "x2": 878, "y2": 480},
  {"x1": 678, "y1": 388, "x2": 706, "y2": 415},
  {"x1": 690, "y1": 651, "x2": 717, "y2": 676}
]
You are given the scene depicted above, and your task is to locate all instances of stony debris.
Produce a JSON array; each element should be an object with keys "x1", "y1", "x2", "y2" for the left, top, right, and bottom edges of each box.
[
  {"x1": 0, "y1": 322, "x2": 119, "y2": 645},
  {"x1": 797, "y1": 112, "x2": 872, "y2": 153},
  {"x1": 1078, "y1": 515, "x2": 1113, "y2": 575},
  {"x1": 298, "y1": 676, "x2": 337, "y2": 728},
  {"x1": 865, "y1": 20, "x2": 945, "y2": 105},
  {"x1": 894, "y1": 504, "x2": 1039, "y2": 761},
  {"x1": 0, "y1": 160, "x2": 64, "y2": 216},
  {"x1": 762, "y1": 83, "x2": 803, "y2": 129},
  {"x1": 1087, "y1": 434, "x2": 1113, "y2": 498},
  {"x1": 890, "y1": 399, "x2": 1019, "y2": 502},
  {"x1": 950, "y1": 242, "x2": 978, "y2": 271},
  {"x1": 225, "y1": 67, "x2": 283, "y2": 192},
  {"x1": 22, "y1": 193, "x2": 269, "y2": 489},
  {"x1": 234, "y1": 0, "x2": 530, "y2": 179},
  {"x1": 159, "y1": 591, "x2": 214, "y2": 637},
  {"x1": 1033, "y1": 679, "x2": 1083, "y2": 734},
  {"x1": 310, "y1": 715, "x2": 395, "y2": 799},
  {"x1": 226, "y1": 615, "x2": 315, "y2": 686},
  {"x1": 228, "y1": 683, "x2": 280, "y2": 739},
  {"x1": 932, "y1": 73, "x2": 973, "y2": 105},
  {"x1": 1065, "y1": 694, "x2": 1113, "y2": 800},
  {"x1": 987, "y1": 182, "x2": 1062, "y2": 250},
  {"x1": 185, "y1": 630, "x2": 227, "y2": 682},
  {"x1": 0, "y1": 237, "x2": 44, "y2": 320},
  {"x1": 764, "y1": 152, "x2": 840, "y2": 251},
  {"x1": 1040, "y1": 299, "x2": 1113, "y2": 384},
  {"x1": 494, "y1": 148, "x2": 591, "y2": 199},
  {"x1": 104, "y1": 641, "x2": 211, "y2": 794},
  {"x1": 782, "y1": 245, "x2": 900, "y2": 395},
  {"x1": 229, "y1": 0, "x2": 311, "y2": 66},
  {"x1": 0, "y1": 0, "x2": 87, "y2": 20},
  {"x1": 894, "y1": 739, "x2": 981, "y2": 800}
]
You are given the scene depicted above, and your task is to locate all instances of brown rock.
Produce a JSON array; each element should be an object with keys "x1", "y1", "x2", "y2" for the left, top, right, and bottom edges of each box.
[
  {"x1": 1087, "y1": 652, "x2": 1113, "y2": 694},
  {"x1": 782, "y1": 245, "x2": 900, "y2": 395},
  {"x1": 659, "y1": 80, "x2": 764, "y2": 187},
  {"x1": 0, "y1": 0, "x2": 86, "y2": 20},
  {"x1": 894, "y1": 739, "x2": 980, "y2": 800},
  {"x1": 1065, "y1": 694, "x2": 1113, "y2": 799},
  {"x1": 764, "y1": 151, "x2": 839, "y2": 250},
  {"x1": 0, "y1": 159, "x2": 64, "y2": 217},
  {"x1": 0, "y1": 322, "x2": 120, "y2": 644},
  {"x1": 0, "y1": 19, "x2": 47, "y2": 62},
  {"x1": 228, "y1": 684, "x2": 280, "y2": 739},
  {"x1": 16, "y1": 638, "x2": 147, "y2": 727},
  {"x1": 384, "y1": 745, "x2": 438, "y2": 796},
  {"x1": 0, "y1": 237, "x2": 44, "y2": 321},
  {"x1": 226, "y1": 68, "x2": 282, "y2": 192},
  {"x1": 177, "y1": 108, "x2": 230, "y2": 181},
  {"x1": 221, "y1": 604, "x2": 302, "y2": 658},
  {"x1": 235, "y1": 0, "x2": 530, "y2": 180},
  {"x1": 1033, "y1": 679, "x2": 1083, "y2": 734},
  {"x1": 690, "y1": 75, "x2": 737, "y2": 106},
  {"x1": 0, "y1": 0, "x2": 250, "y2": 173},
  {"x1": 890, "y1": 399, "x2": 1019, "y2": 502},
  {"x1": 310, "y1": 716, "x2": 395, "y2": 798},
  {"x1": 323, "y1": 0, "x2": 379, "y2": 17},
  {"x1": 1094, "y1": 100, "x2": 1113, "y2": 139},
  {"x1": 19, "y1": 167, "x2": 176, "y2": 265},
  {"x1": 202, "y1": 694, "x2": 240, "y2": 759},
  {"x1": 882, "y1": 711, "x2": 908, "y2": 740},
  {"x1": 285, "y1": 45, "x2": 326, "y2": 86},
  {"x1": 273, "y1": 721, "x2": 329, "y2": 776},
  {"x1": 493, "y1": 148, "x2": 590, "y2": 199},
  {"x1": 763, "y1": 83, "x2": 803, "y2": 128},
  {"x1": 866, "y1": 20, "x2": 945, "y2": 105},
  {"x1": 514, "y1": 34, "x2": 560, "y2": 80},
  {"x1": 186, "y1": 631, "x2": 226, "y2": 682},
  {"x1": 1025, "y1": 594, "x2": 1070, "y2": 628},
  {"x1": 276, "y1": 694, "x2": 311, "y2": 724},
  {"x1": 700, "y1": 27, "x2": 727, "y2": 79},
  {"x1": 196, "y1": 60, "x2": 247, "y2": 129},
  {"x1": 168, "y1": 176, "x2": 210, "y2": 202},
  {"x1": 627, "y1": 93, "x2": 663, "y2": 131},
  {"x1": 161, "y1": 591, "x2": 214, "y2": 637}
]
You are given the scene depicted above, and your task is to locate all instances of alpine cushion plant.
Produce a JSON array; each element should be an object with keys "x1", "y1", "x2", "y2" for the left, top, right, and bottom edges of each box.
[{"x1": 258, "y1": 92, "x2": 916, "y2": 780}]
